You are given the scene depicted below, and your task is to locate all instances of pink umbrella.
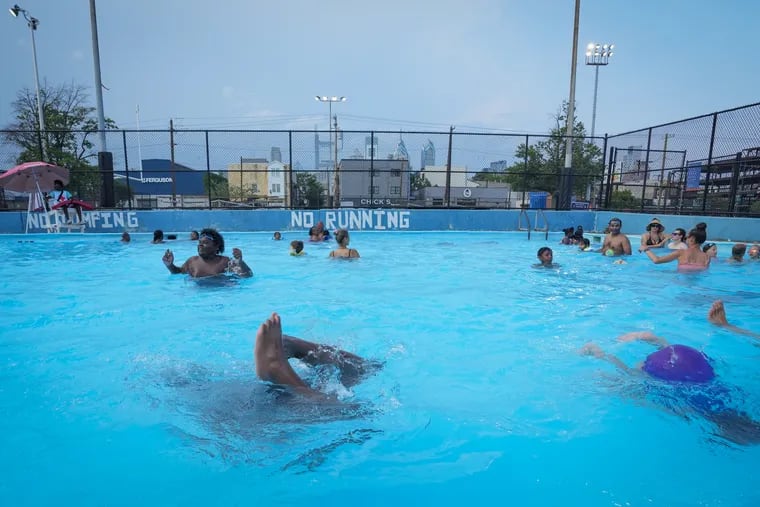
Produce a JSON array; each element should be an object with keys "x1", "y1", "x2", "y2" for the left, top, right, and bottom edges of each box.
[{"x1": 0, "y1": 161, "x2": 70, "y2": 193}]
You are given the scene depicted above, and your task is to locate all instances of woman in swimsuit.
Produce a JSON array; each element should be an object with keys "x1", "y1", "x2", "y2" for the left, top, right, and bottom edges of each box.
[
  {"x1": 329, "y1": 229, "x2": 360, "y2": 259},
  {"x1": 667, "y1": 228, "x2": 688, "y2": 250},
  {"x1": 644, "y1": 222, "x2": 710, "y2": 272},
  {"x1": 639, "y1": 218, "x2": 668, "y2": 252}
]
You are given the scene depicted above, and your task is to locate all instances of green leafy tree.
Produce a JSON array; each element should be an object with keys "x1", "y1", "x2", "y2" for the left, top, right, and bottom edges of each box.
[
  {"x1": 203, "y1": 172, "x2": 230, "y2": 200},
  {"x1": 3, "y1": 83, "x2": 117, "y2": 200},
  {"x1": 608, "y1": 189, "x2": 641, "y2": 209},
  {"x1": 294, "y1": 172, "x2": 324, "y2": 208},
  {"x1": 503, "y1": 101, "x2": 603, "y2": 197},
  {"x1": 411, "y1": 171, "x2": 431, "y2": 191}
]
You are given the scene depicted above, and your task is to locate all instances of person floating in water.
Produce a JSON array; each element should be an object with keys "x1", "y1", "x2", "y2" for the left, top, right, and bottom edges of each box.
[
  {"x1": 254, "y1": 312, "x2": 380, "y2": 398},
  {"x1": 581, "y1": 301, "x2": 760, "y2": 445},
  {"x1": 290, "y1": 240, "x2": 305, "y2": 256},
  {"x1": 534, "y1": 247, "x2": 559, "y2": 268},
  {"x1": 162, "y1": 228, "x2": 252, "y2": 278},
  {"x1": 329, "y1": 229, "x2": 360, "y2": 258}
]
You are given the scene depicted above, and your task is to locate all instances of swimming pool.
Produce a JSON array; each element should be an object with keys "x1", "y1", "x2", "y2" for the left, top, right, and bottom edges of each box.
[{"x1": 2, "y1": 232, "x2": 759, "y2": 506}]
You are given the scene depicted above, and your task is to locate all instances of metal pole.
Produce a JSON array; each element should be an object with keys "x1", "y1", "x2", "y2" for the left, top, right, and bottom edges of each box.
[
  {"x1": 89, "y1": 0, "x2": 107, "y2": 151},
  {"x1": 561, "y1": 0, "x2": 581, "y2": 210},
  {"x1": 333, "y1": 114, "x2": 340, "y2": 207},
  {"x1": 591, "y1": 65, "x2": 599, "y2": 138},
  {"x1": 28, "y1": 19, "x2": 45, "y2": 159}
]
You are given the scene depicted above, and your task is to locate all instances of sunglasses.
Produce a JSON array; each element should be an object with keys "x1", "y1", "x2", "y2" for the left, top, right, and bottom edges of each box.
[{"x1": 671, "y1": 232, "x2": 682, "y2": 236}]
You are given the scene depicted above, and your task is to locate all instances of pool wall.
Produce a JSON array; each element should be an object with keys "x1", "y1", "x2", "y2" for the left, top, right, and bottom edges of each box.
[{"x1": 0, "y1": 209, "x2": 758, "y2": 241}]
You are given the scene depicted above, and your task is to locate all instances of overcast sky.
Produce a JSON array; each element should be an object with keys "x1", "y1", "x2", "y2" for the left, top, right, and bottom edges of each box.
[{"x1": 2, "y1": 0, "x2": 758, "y2": 170}]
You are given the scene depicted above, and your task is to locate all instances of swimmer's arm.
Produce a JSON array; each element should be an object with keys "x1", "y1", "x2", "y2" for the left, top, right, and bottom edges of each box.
[
  {"x1": 622, "y1": 236, "x2": 632, "y2": 255},
  {"x1": 227, "y1": 249, "x2": 253, "y2": 277},
  {"x1": 162, "y1": 249, "x2": 187, "y2": 274},
  {"x1": 618, "y1": 331, "x2": 669, "y2": 348},
  {"x1": 645, "y1": 249, "x2": 680, "y2": 264}
]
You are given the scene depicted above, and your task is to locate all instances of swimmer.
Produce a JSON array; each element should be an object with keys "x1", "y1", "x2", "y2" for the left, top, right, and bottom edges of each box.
[
  {"x1": 255, "y1": 312, "x2": 381, "y2": 398},
  {"x1": 162, "y1": 228, "x2": 252, "y2": 278},
  {"x1": 290, "y1": 240, "x2": 305, "y2": 256},
  {"x1": 748, "y1": 244, "x2": 760, "y2": 260},
  {"x1": 581, "y1": 325, "x2": 760, "y2": 445},
  {"x1": 600, "y1": 218, "x2": 632, "y2": 256},
  {"x1": 645, "y1": 223, "x2": 709, "y2": 272},
  {"x1": 152, "y1": 229, "x2": 165, "y2": 244},
  {"x1": 189, "y1": 230, "x2": 199, "y2": 241},
  {"x1": 329, "y1": 229, "x2": 360, "y2": 258},
  {"x1": 273, "y1": 231, "x2": 282, "y2": 241},
  {"x1": 534, "y1": 247, "x2": 559, "y2": 268},
  {"x1": 121, "y1": 232, "x2": 131, "y2": 243}
]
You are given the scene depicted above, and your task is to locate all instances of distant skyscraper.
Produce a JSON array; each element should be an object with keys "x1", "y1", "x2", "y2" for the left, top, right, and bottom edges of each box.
[
  {"x1": 393, "y1": 134, "x2": 409, "y2": 164},
  {"x1": 420, "y1": 140, "x2": 435, "y2": 169},
  {"x1": 271, "y1": 146, "x2": 282, "y2": 163},
  {"x1": 488, "y1": 160, "x2": 507, "y2": 172}
]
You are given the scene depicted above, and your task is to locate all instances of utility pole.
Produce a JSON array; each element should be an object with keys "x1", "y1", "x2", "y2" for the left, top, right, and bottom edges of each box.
[
  {"x1": 445, "y1": 126, "x2": 454, "y2": 207},
  {"x1": 560, "y1": 0, "x2": 581, "y2": 210},
  {"x1": 170, "y1": 118, "x2": 176, "y2": 207},
  {"x1": 659, "y1": 133, "x2": 670, "y2": 207},
  {"x1": 333, "y1": 114, "x2": 340, "y2": 206}
]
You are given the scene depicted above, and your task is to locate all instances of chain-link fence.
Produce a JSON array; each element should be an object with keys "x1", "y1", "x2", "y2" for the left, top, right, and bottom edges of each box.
[
  {"x1": 2, "y1": 102, "x2": 759, "y2": 215},
  {"x1": 0, "y1": 127, "x2": 607, "y2": 211},
  {"x1": 603, "y1": 102, "x2": 760, "y2": 216}
]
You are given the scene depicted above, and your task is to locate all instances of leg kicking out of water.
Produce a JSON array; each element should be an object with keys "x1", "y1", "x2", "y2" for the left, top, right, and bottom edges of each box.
[
  {"x1": 254, "y1": 312, "x2": 380, "y2": 396},
  {"x1": 708, "y1": 300, "x2": 760, "y2": 340}
]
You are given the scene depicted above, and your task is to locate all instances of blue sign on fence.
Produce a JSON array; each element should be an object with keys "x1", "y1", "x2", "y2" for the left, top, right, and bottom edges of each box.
[{"x1": 686, "y1": 162, "x2": 702, "y2": 191}]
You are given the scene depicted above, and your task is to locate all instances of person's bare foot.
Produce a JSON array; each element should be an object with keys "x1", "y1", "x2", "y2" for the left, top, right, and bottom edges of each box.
[
  {"x1": 254, "y1": 313, "x2": 309, "y2": 390},
  {"x1": 708, "y1": 300, "x2": 729, "y2": 326}
]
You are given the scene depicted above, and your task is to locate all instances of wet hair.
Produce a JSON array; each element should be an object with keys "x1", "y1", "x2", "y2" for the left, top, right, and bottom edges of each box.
[
  {"x1": 290, "y1": 240, "x2": 304, "y2": 253},
  {"x1": 335, "y1": 228, "x2": 350, "y2": 246},
  {"x1": 609, "y1": 217, "x2": 622, "y2": 226},
  {"x1": 537, "y1": 247, "x2": 552, "y2": 258},
  {"x1": 273, "y1": 231, "x2": 282, "y2": 240},
  {"x1": 687, "y1": 222, "x2": 707, "y2": 245},
  {"x1": 200, "y1": 227, "x2": 225, "y2": 254},
  {"x1": 672, "y1": 227, "x2": 687, "y2": 238},
  {"x1": 732, "y1": 243, "x2": 747, "y2": 257},
  {"x1": 702, "y1": 242, "x2": 716, "y2": 253},
  {"x1": 581, "y1": 238, "x2": 591, "y2": 248},
  {"x1": 190, "y1": 230, "x2": 199, "y2": 240},
  {"x1": 562, "y1": 227, "x2": 574, "y2": 236},
  {"x1": 153, "y1": 229, "x2": 164, "y2": 241}
]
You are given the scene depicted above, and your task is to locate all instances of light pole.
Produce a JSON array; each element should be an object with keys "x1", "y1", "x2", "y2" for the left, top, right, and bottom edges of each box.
[
  {"x1": 10, "y1": 3, "x2": 46, "y2": 160},
  {"x1": 584, "y1": 42, "x2": 614, "y2": 138},
  {"x1": 315, "y1": 95, "x2": 346, "y2": 207}
]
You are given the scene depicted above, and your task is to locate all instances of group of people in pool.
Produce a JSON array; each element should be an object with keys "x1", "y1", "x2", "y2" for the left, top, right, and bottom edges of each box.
[
  {"x1": 545, "y1": 217, "x2": 759, "y2": 272},
  {"x1": 152, "y1": 223, "x2": 760, "y2": 444}
]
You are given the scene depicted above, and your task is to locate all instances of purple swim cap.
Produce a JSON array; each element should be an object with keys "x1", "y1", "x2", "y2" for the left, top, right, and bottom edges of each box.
[{"x1": 643, "y1": 345, "x2": 715, "y2": 382}]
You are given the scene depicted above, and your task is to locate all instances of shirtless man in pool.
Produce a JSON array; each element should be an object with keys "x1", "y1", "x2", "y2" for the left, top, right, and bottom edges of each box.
[
  {"x1": 600, "y1": 217, "x2": 632, "y2": 256},
  {"x1": 162, "y1": 228, "x2": 252, "y2": 278}
]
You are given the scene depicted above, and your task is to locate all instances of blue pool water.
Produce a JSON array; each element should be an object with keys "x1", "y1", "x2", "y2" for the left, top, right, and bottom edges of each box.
[{"x1": 1, "y1": 231, "x2": 759, "y2": 506}]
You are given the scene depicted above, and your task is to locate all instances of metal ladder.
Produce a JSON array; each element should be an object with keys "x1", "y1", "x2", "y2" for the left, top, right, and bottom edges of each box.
[{"x1": 518, "y1": 209, "x2": 549, "y2": 241}]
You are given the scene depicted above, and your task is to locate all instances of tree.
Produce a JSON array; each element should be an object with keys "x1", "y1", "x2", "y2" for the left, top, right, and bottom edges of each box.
[
  {"x1": 203, "y1": 172, "x2": 230, "y2": 200},
  {"x1": 294, "y1": 172, "x2": 324, "y2": 208},
  {"x1": 608, "y1": 189, "x2": 641, "y2": 209},
  {"x1": 503, "y1": 101, "x2": 604, "y2": 197},
  {"x1": 410, "y1": 171, "x2": 431, "y2": 191},
  {"x1": 3, "y1": 83, "x2": 117, "y2": 201}
]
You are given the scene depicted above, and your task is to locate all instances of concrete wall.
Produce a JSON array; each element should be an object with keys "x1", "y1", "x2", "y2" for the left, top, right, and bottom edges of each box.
[{"x1": 1, "y1": 208, "x2": 758, "y2": 241}]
